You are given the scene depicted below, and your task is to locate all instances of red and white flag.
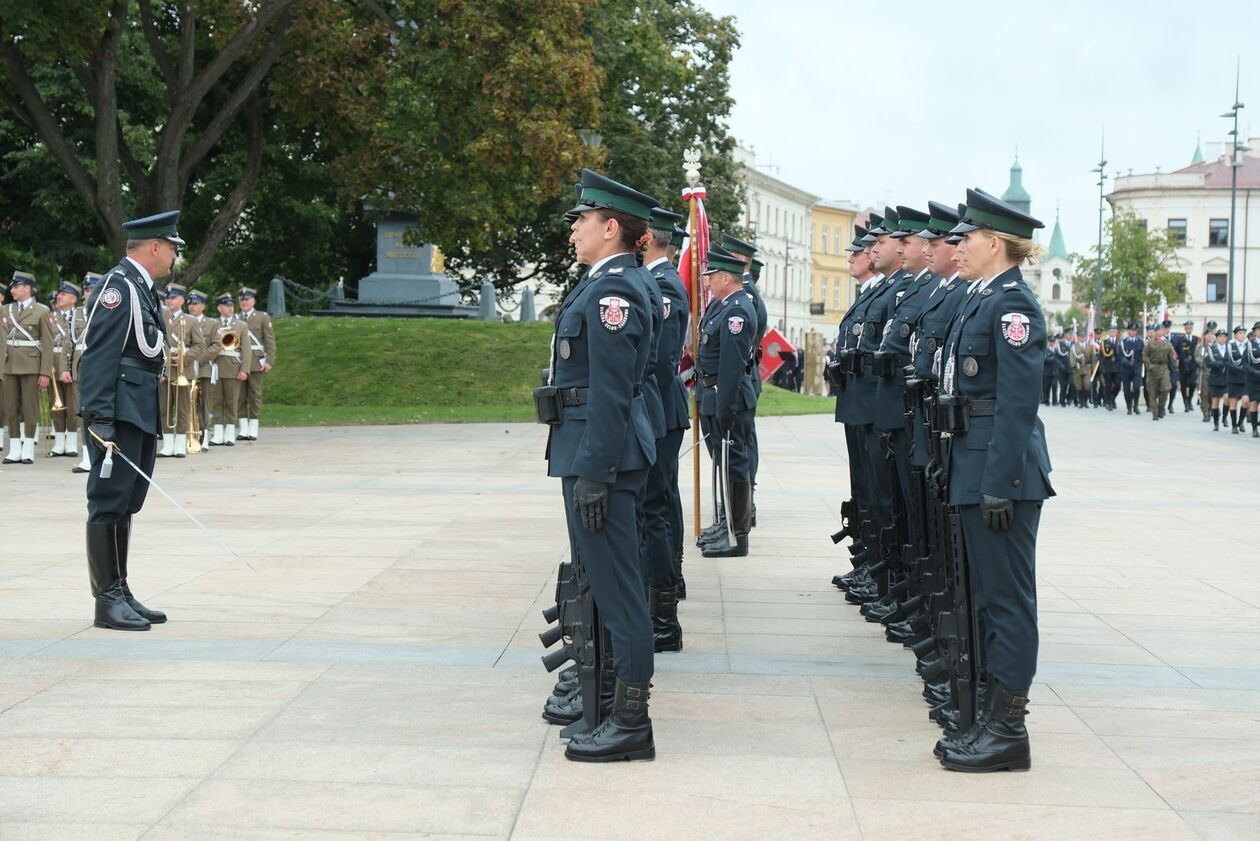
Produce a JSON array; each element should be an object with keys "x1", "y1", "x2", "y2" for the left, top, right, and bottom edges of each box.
[{"x1": 678, "y1": 186, "x2": 710, "y2": 377}]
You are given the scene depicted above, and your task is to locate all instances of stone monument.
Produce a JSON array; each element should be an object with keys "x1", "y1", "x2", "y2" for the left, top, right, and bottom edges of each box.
[{"x1": 323, "y1": 212, "x2": 476, "y2": 317}]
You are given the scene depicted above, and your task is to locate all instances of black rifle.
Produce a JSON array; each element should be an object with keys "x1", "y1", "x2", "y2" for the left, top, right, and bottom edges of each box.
[
  {"x1": 830, "y1": 498, "x2": 858, "y2": 544},
  {"x1": 540, "y1": 553, "x2": 601, "y2": 734}
]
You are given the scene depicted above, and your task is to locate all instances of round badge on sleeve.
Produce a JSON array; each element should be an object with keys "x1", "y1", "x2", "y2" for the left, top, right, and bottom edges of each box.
[
  {"x1": 1001, "y1": 312, "x2": 1030, "y2": 348},
  {"x1": 852, "y1": 323, "x2": 863, "y2": 336},
  {"x1": 962, "y1": 357, "x2": 979, "y2": 377},
  {"x1": 99, "y1": 287, "x2": 122, "y2": 310},
  {"x1": 599, "y1": 296, "x2": 629, "y2": 332},
  {"x1": 728, "y1": 316, "x2": 744, "y2": 334},
  {"x1": 662, "y1": 297, "x2": 671, "y2": 319},
  {"x1": 899, "y1": 323, "x2": 911, "y2": 338}
]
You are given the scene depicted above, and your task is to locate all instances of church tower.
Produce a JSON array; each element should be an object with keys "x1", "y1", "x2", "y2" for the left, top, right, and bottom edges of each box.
[{"x1": 1002, "y1": 156, "x2": 1032, "y2": 216}]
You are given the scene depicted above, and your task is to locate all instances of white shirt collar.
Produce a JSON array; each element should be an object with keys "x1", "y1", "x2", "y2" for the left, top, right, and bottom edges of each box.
[
  {"x1": 588, "y1": 252, "x2": 631, "y2": 277},
  {"x1": 645, "y1": 256, "x2": 669, "y2": 271},
  {"x1": 124, "y1": 256, "x2": 154, "y2": 289}
]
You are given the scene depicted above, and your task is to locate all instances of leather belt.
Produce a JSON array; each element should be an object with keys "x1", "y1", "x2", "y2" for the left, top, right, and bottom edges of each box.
[
  {"x1": 967, "y1": 399, "x2": 996, "y2": 417},
  {"x1": 6, "y1": 339, "x2": 39, "y2": 348},
  {"x1": 559, "y1": 387, "x2": 588, "y2": 407},
  {"x1": 861, "y1": 352, "x2": 876, "y2": 368},
  {"x1": 119, "y1": 356, "x2": 163, "y2": 375},
  {"x1": 700, "y1": 373, "x2": 719, "y2": 388}
]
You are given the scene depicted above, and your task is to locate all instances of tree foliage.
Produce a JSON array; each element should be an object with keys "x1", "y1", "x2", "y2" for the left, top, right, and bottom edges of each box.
[{"x1": 1071, "y1": 207, "x2": 1187, "y2": 326}]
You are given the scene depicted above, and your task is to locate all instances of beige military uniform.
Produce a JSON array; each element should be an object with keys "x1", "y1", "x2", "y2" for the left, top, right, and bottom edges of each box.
[
  {"x1": 208, "y1": 317, "x2": 252, "y2": 443},
  {"x1": 3, "y1": 299, "x2": 55, "y2": 455},
  {"x1": 237, "y1": 307, "x2": 276, "y2": 426},
  {"x1": 1196, "y1": 340, "x2": 1210, "y2": 419},
  {"x1": 50, "y1": 306, "x2": 83, "y2": 444},
  {"x1": 1143, "y1": 337, "x2": 1174, "y2": 419},
  {"x1": 1072, "y1": 340, "x2": 1095, "y2": 394},
  {"x1": 160, "y1": 309, "x2": 207, "y2": 436}
]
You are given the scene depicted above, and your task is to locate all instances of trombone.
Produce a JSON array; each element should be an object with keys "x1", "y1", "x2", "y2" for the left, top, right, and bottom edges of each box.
[
  {"x1": 41, "y1": 372, "x2": 67, "y2": 456},
  {"x1": 165, "y1": 327, "x2": 191, "y2": 431}
]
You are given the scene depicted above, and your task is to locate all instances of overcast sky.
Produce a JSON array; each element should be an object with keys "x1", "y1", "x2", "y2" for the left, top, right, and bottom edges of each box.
[{"x1": 700, "y1": 0, "x2": 1260, "y2": 255}]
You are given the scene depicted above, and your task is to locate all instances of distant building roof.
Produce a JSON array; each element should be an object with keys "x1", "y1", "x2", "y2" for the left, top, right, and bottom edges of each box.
[
  {"x1": 1171, "y1": 152, "x2": 1260, "y2": 187},
  {"x1": 1191, "y1": 137, "x2": 1204, "y2": 165},
  {"x1": 1002, "y1": 157, "x2": 1031, "y2": 203},
  {"x1": 1046, "y1": 211, "x2": 1068, "y2": 261}
]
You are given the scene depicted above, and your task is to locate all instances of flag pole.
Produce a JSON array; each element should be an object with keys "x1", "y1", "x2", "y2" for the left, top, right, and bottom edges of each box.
[{"x1": 684, "y1": 149, "x2": 703, "y2": 538}]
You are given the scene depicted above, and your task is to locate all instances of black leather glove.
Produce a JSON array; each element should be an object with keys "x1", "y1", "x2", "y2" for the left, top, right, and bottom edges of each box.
[
  {"x1": 980, "y1": 494, "x2": 1014, "y2": 531},
  {"x1": 925, "y1": 461, "x2": 945, "y2": 489},
  {"x1": 87, "y1": 420, "x2": 116, "y2": 447},
  {"x1": 720, "y1": 417, "x2": 734, "y2": 434},
  {"x1": 573, "y1": 478, "x2": 609, "y2": 533}
]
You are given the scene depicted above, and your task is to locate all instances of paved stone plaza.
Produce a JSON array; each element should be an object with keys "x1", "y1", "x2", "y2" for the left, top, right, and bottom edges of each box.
[{"x1": 1, "y1": 407, "x2": 1258, "y2": 840}]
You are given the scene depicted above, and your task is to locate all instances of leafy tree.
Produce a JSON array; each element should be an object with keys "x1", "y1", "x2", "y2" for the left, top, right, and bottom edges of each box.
[{"x1": 1071, "y1": 206, "x2": 1186, "y2": 326}]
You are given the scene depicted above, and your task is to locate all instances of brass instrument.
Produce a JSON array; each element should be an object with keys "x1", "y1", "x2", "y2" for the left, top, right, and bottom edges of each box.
[
  {"x1": 165, "y1": 320, "x2": 190, "y2": 431},
  {"x1": 220, "y1": 330, "x2": 239, "y2": 351},
  {"x1": 51, "y1": 373, "x2": 65, "y2": 412},
  {"x1": 187, "y1": 379, "x2": 203, "y2": 454}
]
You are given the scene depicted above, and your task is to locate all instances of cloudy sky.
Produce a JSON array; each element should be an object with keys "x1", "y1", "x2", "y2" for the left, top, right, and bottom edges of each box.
[{"x1": 701, "y1": 0, "x2": 1259, "y2": 255}]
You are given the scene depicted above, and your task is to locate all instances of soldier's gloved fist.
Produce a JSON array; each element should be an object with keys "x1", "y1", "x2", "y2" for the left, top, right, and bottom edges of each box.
[
  {"x1": 88, "y1": 420, "x2": 116, "y2": 447},
  {"x1": 720, "y1": 417, "x2": 734, "y2": 434},
  {"x1": 573, "y1": 478, "x2": 609, "y2": 533},
  {"x1": 980, "y1": 494, "x2": 1014, "y2": 531}
]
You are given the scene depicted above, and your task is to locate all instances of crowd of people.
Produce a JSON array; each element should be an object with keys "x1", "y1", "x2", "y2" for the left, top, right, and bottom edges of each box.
[
  {"x1": 1039, "y1": 318, "x2": 1260, "y2": 434},
  {"x1": 1, "y1": 267, "x2": 277, "y2": 470}
]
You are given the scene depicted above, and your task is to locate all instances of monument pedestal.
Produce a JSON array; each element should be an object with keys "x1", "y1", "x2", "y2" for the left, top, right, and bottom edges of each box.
[{"x1": 322, "y1": 212, "x2": 477, "y2": 318}]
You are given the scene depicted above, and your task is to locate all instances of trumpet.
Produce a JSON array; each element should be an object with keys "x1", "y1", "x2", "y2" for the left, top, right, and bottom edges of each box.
[
  {"x1": 51, "y1": 373, "x2": 65, "y2": 412},
  {"x1": 220, "y1": 330, "x2": 239, "y2": 351},
  {"x1": 165, "y1": 325, "x2": 190, "y2": 431}
]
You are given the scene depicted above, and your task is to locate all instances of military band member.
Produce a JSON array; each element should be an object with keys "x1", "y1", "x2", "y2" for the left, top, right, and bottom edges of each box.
[
  {"x1": 209, "y1": 294, "x2": 252, "y2": 445},
  {"x1": 1071, "y1": 330, "x2": 1094, "y2": 408},
  {"x1": 1204, "y1": 327, "x2": 1229, "y2": 430},
  {"x1": 643, "y1": 208, "x2": 690, "y2": 650},
  {"x1": 1119, "y1": 321, "x2": 1144, "y2": 414},
  {"x1": 1099, "y1": 322, "x2": 1120, "y2": 411},
  {"x1": 547, "y1": 169, "x2": 657, "y2": 762},
  {"x1": 2, "y1": 271, "x2": 55, "y2": 464},
  {"x1": 1142, "y1": 324, "x2": 1174, "y2": 420},
  {"x1": 934, "y1": 189, "x2": 1052, "y2": 773},
  {"x1": 158, "y1": 285, "x2": 206, "y2": 458},
  {"x1": 0, "y1": 279, "x2": 7, "y2": 453},
  {"x1": 187, "y1": 290, "x2": 219, "y2": 450},
  {"x1": 1172, "y1": 320, "x2": 1199, "y2": 414},
  {"x1": 1225, "y1": 325, "x2": 1249, "y2": 433},
  {"x1": 79, "y1": 211, "x2": 183, "y2": 631},
  {"x1": 72, "y1": 273, "x2": 103, "y2": 473},
  {"x1": 1054, "y1": 329, "x2": 1072, "y2": 405},
  {"x1": 1246, "y1": 322, "x2": 1260, "y2": 437},
  {"x1": 235, "y1": 287, "x2": 275, "y2": 441},
  {"x1": 50, "y1": 279, "x2": 84, "y2": 456}
]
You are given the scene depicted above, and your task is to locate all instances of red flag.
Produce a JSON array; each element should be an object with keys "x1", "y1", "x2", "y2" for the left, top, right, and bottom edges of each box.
[
  {"x1": 678, "y1": 186, "x2": 709, "y2": 376},
  {"x1": 758, "y1": 327, "x2": 796, "y2": 382}
]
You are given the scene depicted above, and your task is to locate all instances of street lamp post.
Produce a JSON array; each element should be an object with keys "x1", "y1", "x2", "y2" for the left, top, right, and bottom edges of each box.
[
  {"x1": 1090, "y1": 134, "x2": 1107, "y2": 320},
  {"x1": 1222, "y1": 67, "x2": 1244, "y2": 330},
  {"x1": 783, "y1": 241, "x2": 790, "y2": 338}
]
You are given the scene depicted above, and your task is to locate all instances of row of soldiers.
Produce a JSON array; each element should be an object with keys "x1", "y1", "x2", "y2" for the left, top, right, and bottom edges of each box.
[
  {"x1": 0, "y1": 270, "x2": 276, "y2": 469},
  {"x1": 533, "y1": 170, "x2": 767, "y2": 763},
  {"x1": 827, "y1": 190, "x2": 1052, "y2": 773},
  {"x1": 1039, "y1": 318, "x2": 1260, "y2": 434}
]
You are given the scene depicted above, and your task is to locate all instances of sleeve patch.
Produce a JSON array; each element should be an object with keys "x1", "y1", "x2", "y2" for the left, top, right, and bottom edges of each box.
[
  {"x1": 662, "y1": 297, "x2": 671, "y2": 319},
  {"x1": 99, "y1": 288, "x2": 122, "y2": 310},
  {"x1": 727, "y1": 315, "x2": 744, "y2": 334},
  {"x1": 1001, "y1": 312, "x2": 1030, "y2": 347},
  {"x1": 599, "y1": 296, "x2": 629, "y2": 332}
]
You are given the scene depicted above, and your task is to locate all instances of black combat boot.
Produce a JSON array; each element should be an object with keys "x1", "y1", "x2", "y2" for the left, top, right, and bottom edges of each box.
[
  {"x1": 88, "y1": 523, "x2": 150, "y2": 631},
  {"x1": 1232, "y1": 408, "x2": 1241, "y2": 433},
  {"x1": 1212, "y1": 408, "x2": 1220, "y2": 430},
  {"x1": 542, "y1": 683, "x2": 582, "y2": 725},
  {"x1": 934, "y1": 680, "x2": 990, "y2": 758},
  {"x1": 702, "y1": 482, "x2": 750, "y2": 558},
  {"x1": 675, "y1": 549, "x2": 686, "y2": 600},
  {"x1": 939, "y1": 684, "x2": 1031, "y2": 772},
  {"x1": 553, "y1": 666, "x2": 578, "y2": 695},
  {"x1": 564, "y1": 678, "x2": 654, "y2": 762},
  {"x1": 116, "y1": 516, "x2": 166, "y2": 624},
  {"x1": 1252, "y1": 414, "x2": 1259, "y2": 438},
  {"x1": 650, "y1": 586, "x2": 683, "y2": 653}
]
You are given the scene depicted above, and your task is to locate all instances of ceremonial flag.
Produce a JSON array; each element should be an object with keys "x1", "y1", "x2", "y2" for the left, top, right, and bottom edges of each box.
[
  {"x1": 758, "y1": 327, "x2": 795, "y2": 382},
  {"x1": 1156, "y1": 291, "x2": 1169, "y2": 324},
  {"x1": 678, "y1": 186, "x2": 710, "y2": 377},
  {"x1": 1086, "y1": 302, "x2": 1096, "y2": 338}
]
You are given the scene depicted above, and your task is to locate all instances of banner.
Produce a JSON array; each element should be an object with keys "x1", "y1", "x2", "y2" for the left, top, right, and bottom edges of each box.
[{"x1": 758, "y1": 327, "x2": 795, "y2": 382}]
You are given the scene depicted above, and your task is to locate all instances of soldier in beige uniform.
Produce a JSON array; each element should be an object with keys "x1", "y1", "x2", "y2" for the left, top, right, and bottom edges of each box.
[
  {"x1": 186, "y1": 289, "x2": 218, "y2": 451},
  {"x1": 1071, "y1": 332, "x2": 1095, "y2": 409},
  {"x1": 1143, "y1": 325, "x2": 1174, "y2": 421},
  {"x1": 50, "y1": 279, "x2": 84, "y2": 456},
  {"x1": 157, "y1": 285, "x2": 206, "y2": 458},
  {"x1": 235, "y1": 286, "x2": 275, "y2": 441},
  {"x1": 0, "y1": 278, "x2": 8, "y2": 454},
  {"x1": 71, "y1": 273, "x2": 103, "y2": 473},
  {"x1": 3, "y1": 271, "x2": 55, "y2": 464},
  {"x1": 209, "y1": 293, "x2": 252, "y2": 445}
]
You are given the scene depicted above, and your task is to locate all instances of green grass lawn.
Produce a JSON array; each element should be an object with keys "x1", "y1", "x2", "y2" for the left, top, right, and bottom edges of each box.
[{"x1": 267, "y1": 317, "x2": 833, "y2": 426}]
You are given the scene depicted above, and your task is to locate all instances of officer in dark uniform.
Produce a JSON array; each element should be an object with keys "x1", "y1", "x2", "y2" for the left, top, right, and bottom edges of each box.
[
  {"x1": 642, "y1": 207, "x2": 690, "y2": 650},
  {"x1": 545, "y1": 170, "x2": 658, "y2": 762},
  {"x1": 1225, "y1": 325, "x2": 1249, "y2": 433},
  {"x1": 933, "y1": 189, "x2": 1052, "y2": 773},
  {"x1": 720, "y1": 234, "x2": 767, "y2": 525},
  {"x1": 1119, "y1": 322, "x2": 1144, "y2": 414},
  {"x1": 1099, "y1": 322, "x2": 1120, "y2": 410},
  {"x1": 1172, "y1": 320, "x2": 1199, "y2": 413},
  {"x1": 78, "y1": 211, "x2": 182, "y2": 631},
  {"x1": 1245, "y1": 322, "x2": 1260, "y2": 437},
  {"x1": 1204, "y1": 327, "x2": 1230, "y2": 430},
  {"x1": 697, "y1": 245, "x2": 758, "y2": 558}
]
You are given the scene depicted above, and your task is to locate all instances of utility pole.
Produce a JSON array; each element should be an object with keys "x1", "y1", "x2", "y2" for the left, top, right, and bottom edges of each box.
[
  {"x1": 1222, "y1": 62, "x2": 1244, "y2": 330},
  {"x1": 1090, "y1": 132, "x2": 1107, "y2": 319},
  {"x1": 783, "y1": 241, "x2": 790, "y2": 338}
]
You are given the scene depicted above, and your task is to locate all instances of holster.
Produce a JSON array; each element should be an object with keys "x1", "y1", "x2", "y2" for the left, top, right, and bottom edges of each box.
[
  {"x1": 873, "y1": 351, "x2": 897, "y2": 380},
  {"x1": 937, "y1": 394, "x2": 970, "y2": 435},
  {"x1": 533, "y1": 385, "x2": 563, "y2": 426}
]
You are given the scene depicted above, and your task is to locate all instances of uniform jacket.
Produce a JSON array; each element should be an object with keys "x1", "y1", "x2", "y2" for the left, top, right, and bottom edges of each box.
[
  {"x1": 1245, "y1": 338, "x2": 1260, "y2": 388},
  {"x1": 833, "y1": 275, "x2": 876, "y2": 424},
  {"x1": 1171, "y1": 332, "x2": 1198, "y2": 373},
  {"x1": 50, "y1": 307, "x2": 81, "y2": 377},
  {"x1": 211, "y1": 318, "x2": 252, "y2": 380},
  {"x1": 1205, "y1": 341, "x2": 1229, "y2": 388},
  {"x1": 545, "y1": 252, "x2": 655, "y2": 488},
  {"x1": 911, "y1": 275, "x2": 969, "y2": 383},
  {"x1": 1225, "y1": 340, "x2": 1248, "y2": 386},
  {"x1": 648, "y1": 258, "x2": 691, "y2": 434},
  {"x1": 2, "y1": 299, "x2": 55, "y2": 377},
  {"x1": 874, "y1": 267, "x2": 935, "y2": 430},
  {"x1": 698, "y1": 289, "x2": 758, "y2": 423},
  {"x1": 633, "y1": 263, "x2": 665, "y2": 439},
  {"x1": 844, "y1": 270, "x2": 911, "y2": 425},
  {"x1": 237, "y1": 308, "x2": 276, "y2": 372},
  {"x1": 163, "y1": 310, "x2": 208, "y2": 384},
  {"x1": 1099, "y1": 337, "x2": 1119, "y2": 373},
  {"x1": 70, "y1": 305, "x2": 89, "y2": 381},
  {"x1": 1119, "y1": 334, "x2": 1143, "y2": 370},
  {"x1": 77, "y1": 259, "x2": 166, "y2": 436},
  {"x1": 942, "y1": 267, "x2": 1053, "y2": 506},
  {"x1": 192, "y1": 315, "x2": 223, "y2": 380},
  {"x1": 741, "y1": 275, "x2": 768, "y2": 396},
  {"x1": 1142, "y1": 338, "x2": 1174, "y2": 370}
]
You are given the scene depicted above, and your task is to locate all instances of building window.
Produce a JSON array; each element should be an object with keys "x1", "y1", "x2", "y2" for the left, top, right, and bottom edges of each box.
[
  {"x1": 833, "y1": 228, "x2": 841, "y2": 253},
  {"x1": 1167, "y1": 218, "x2": 1187, "y2": 245},
  {"x1": 1206, "y1": 273, "x2": 1227, "y2": 302},
  {"x1": 821, "y1": 225, "x2": 829, "y2": 254},
  {"x1": 1209, "y1": 218, "x2": 1229, "y2": 247},
  {"x1": 1052, "y1": 283, "x2": 1061, "y2": 301}
]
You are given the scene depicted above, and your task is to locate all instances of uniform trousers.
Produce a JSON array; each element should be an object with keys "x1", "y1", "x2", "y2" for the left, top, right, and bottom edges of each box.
[
  {"x1": 212, "y1": 377, "x2": 242, "y2": 427},
  {"x1": 52, "y1": 381, "x2": 80, "y2": 433},
  {"x1": 642, "y1": 428, "x2": 684, "y2": 588},
  {"x1": 1145, "y1": 368, "x2": 1171, "y2": 417},
  {"x1": 1120, "y1": 365, "x2": 1142, "y2": 408},
  {"x1": 239, "y1": 371, "x2": 265, "y2": 418},
  {"x1": 86, "y1": 422, "x2": 156, "y2": 524},
  {"x1": 747, "y1": 407, "x2": 759, "y2": 487},
  {"x1": 845, "y1": 424, "x2": 869, "y2": 512},
  {"x1": 862, "y1": 425, "x2": 894, "y2": 535},
  {"x1": 561, "y1": 474, "x2": 653, "y2": 684},
  {"x1": 3, "y1": 373, "x2": 39, "y2": 436},
  {"x1": 959, "y1": 501, "x2": 1041, "y2": 694}
]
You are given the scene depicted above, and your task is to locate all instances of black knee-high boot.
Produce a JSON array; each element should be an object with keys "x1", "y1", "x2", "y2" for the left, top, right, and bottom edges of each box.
[{"x1": 1212, "y1": 408, "x2": 1220, "y2": 430}]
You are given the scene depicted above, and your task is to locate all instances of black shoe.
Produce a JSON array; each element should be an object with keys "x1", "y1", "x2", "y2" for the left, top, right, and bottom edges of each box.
[
  {"x1": 650, "y1": 586, "x2": 683, "y2": 653},
  {"x1": 87, "y1": 523, "x2": 150, "y2": 631},
  {"x1": 565, "y1": 679, "x2": 654, "y2": 762},
  {"x1": 702, "y1": 481, "x2": 751, "y2": 558},
  {"x1": 117, "y1": 517, "x2": 166, "y2": 624},
  {"x1": 542, "y1": 685, "x2": 583, "y2": 725},
  {"x1": 939, "y1": 684, "x2": 1031, "y2": 772},
  {"x1": 72, "y1": 466, "x2": 90, "y2": 474},
  {"x1": 552, "y1": 666, "x2": 578, "y2": 696},
  {"x1": 844, "y1": 583, "x2": 880, "y2": 604}
]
